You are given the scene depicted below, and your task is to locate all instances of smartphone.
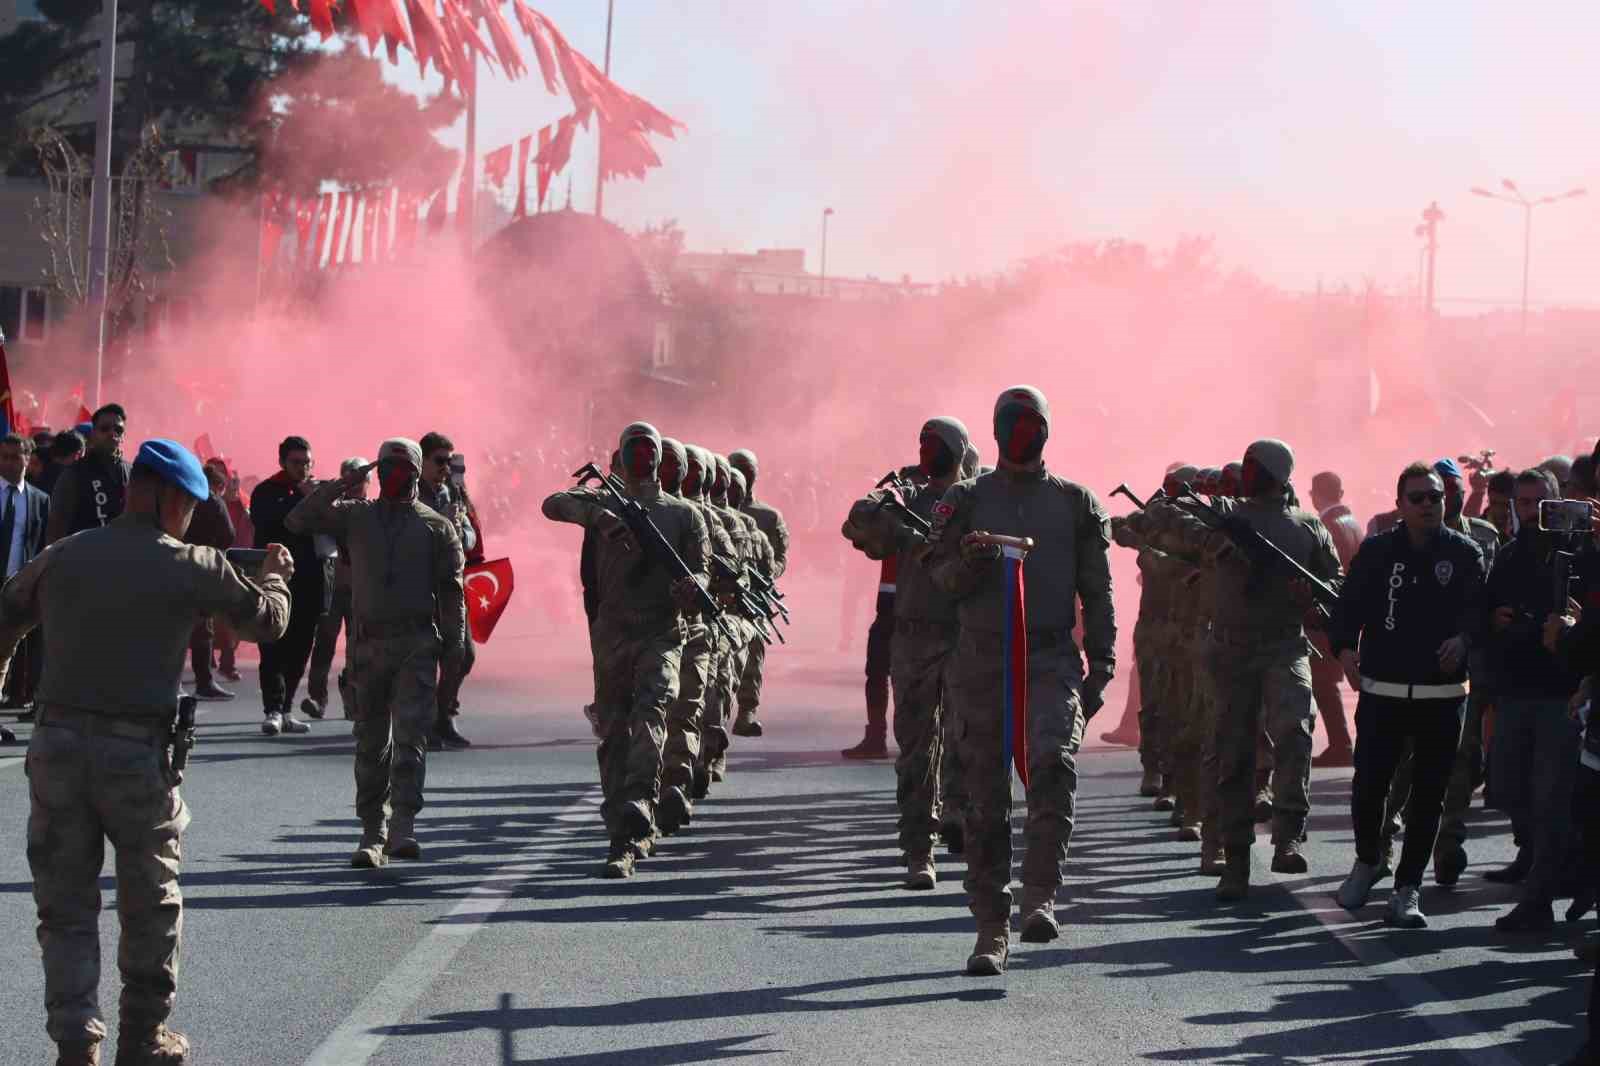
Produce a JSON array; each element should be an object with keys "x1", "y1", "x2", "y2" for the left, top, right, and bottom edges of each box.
[
  {"x1": 1539, "y1": 499, "x2": 1594, "y2": 534},
  {"x1": 225, "y1": 548, "x2": 268, "y2": 568}
]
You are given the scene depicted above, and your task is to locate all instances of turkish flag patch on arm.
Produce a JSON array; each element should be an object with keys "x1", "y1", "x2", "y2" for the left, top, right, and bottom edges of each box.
[{"x1": 465, "y1": 557, "x2": 515, "y2": 644}]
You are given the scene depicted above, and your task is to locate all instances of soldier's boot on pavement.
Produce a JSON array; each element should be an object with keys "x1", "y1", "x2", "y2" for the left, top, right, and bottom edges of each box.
[
  {"x1": 437, "y1": 716, "x2": 472, "y2": 749},
  {"x1": 0, "y1": 724, "x2": 15, "y2": 745},
  {"x1": 632, "y1": 832, "x2": 658, "y2": 860},
  {"x1": 113, "y1": 1024, "x2": 188, "y2": 1066},
  {"x1": 1484, "y1": 848, "x2": 1532, "y2": 885},
  {"x1": 709, "y1": 754, "x2": 728, "y2": 782},
  {"x1": 1216, "y1": 852, "x2": 1251, "y2": 902},
  {"x1": 904, "y1": 852, "x2": 937, "y2": 891},
  {"x1": 1018, "y1": 885, "x2": 1060, "y2": 943},
  {"x1": 351, "y1": 825, "x2": 388, "y2": 869},
  {"x1": 1152, "y1": 791, "x2": 1176, "y2": 812},
  {"x1": 691, "y1": 762, "x2": 711, "y2": 801},
  {"x1": 601, "y1": 840, "x2": 635, "y2": 879},
  {"x1": 385, "y1": 814, "x2": 421, "y2": 860},
  {"x1": 299, "y1": 697, "x2": 326, "y2": 719},
  {"x1": 1176, "y1": 822, "x2": 1202, "y2": 842},
  {"x1": 657, "y1": 786, "x2": 692, "y2": 837},
  {"x1": 619, "y1": 798, "x2": 655, "y2": 844},
  {"x1": 1199, "y1": 839, "x2": 1227, "y2": 876},
  {"x1": 1433, "y1": 841, "x2": 1468, "y2": 887},
  {"x1": 841, "y1": 726, "x2": 889, "y2": 760},
  {"x1": 965, "y1": 921, "x2": 1010, "y2": 976},
  {"x1": 1138, "y1": 768, "x2": 1162, "y2": 797},
  {"x1": 55, "y1": 1040, "x2": 101, "y2": 1066},
  {"x1": 1271, "y1": 839, "x2": 1308, "y2": 875},
  {"x1": 731, "y1": 708, "x2": 764, "y2": 738},
  {"x1": 939, "y1": 817, "x2": 965, "y2": 856}
]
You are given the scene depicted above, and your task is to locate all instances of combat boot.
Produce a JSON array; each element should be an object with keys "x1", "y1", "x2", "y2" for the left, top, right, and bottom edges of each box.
[
  {"x1": 1253, "y1": 789, "x2": 1273, "y2": 825},
  {"x1": 1138, "y1": 768, "x2": 1162, "y2": 797},
  {"x1": 1199, "y1": 839, "x2": 1227, "y2": 876},
  {"x1": 691, "y1": 763, "x2": 711, "y2": 801},
  {"x1": 965, "y1": 921, "x2": 1010, "y2": 976},
  {"x1": 731, "y1": 709, "x2": 764, "y2": 738},
  {"x1": 618, "y1": 798, "x2": 654, "y2": 843},
  {"x1": 1270, "y1": 839, "x2": 1308, "y2": 874},
  {"x1": 939, "y1": 817, "x2": 965, "y2": 856},
  {"x1": 55, "y1": 1040, "x2": 101, "y2": 1066},
  {"x1": 1018, "y1": 885, "x2": 1060, "y2": 943},
  {"x1": 841, "y1": 727, "x2": 889, "y2": 760},
  {"x1": 114, "y1": 1023, "x2": 188, "y2": 1066},
  {"x1": 299, "y1": 697, "x2": 326, "y2": 719},
  {"x1": 1176, "y1": 823, "x2": 1202, "y2": 843},
  {"x1": 657, "y1": 786, "x2": 691, "y2": 837},
  {"x1": 600, "y1": 841, "x2": 635, "y2": 879},
  {"x1": 1152, "y1": 792, "x2": 1176, "y2": 812},
  {"x1": 1433, "y1": 841, "x2": 1467, "y2": 887},
  {"x1": 709, "y1": 754, "x2": 728, "y2": 782},
  {"x1": 385, "y1": 814, "x2": 420, "y2": 860},
  {"x1": 351, "y1": 826, "x2": 387, "y2": 869},
  {"x1": 1216, "y1": 852, "x2": 1250, "y2": 902},
  {"x1": 904, "y1": 852, "x2": 936, "y2": 891}
]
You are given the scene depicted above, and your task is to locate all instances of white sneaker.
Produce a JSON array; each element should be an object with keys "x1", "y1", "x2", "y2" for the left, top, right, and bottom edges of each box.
[
  {"x1": 1385, "y1": 884, "x2": 1427, "y2": 928},
  {"x1": 1337, "y1": 860, "x2": 1380, "y2": 911},
  {"x1": 279, "y1": 714, "x2": 311, "y2": 735},
  {"x1": 262, "y1": 712, "x2": 283, "y2": 736}
]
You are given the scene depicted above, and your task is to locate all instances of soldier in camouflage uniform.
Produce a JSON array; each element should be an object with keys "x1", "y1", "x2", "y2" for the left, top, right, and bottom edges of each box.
[
  {"x1": 844, "y1": 417, "x2": 971, "y2": 891},
  {"x1": 929, "y1": 386, "x2": 1116, "y2": 976},
  {"x1": 729, "y1": 449, "x2": 789, "y2": 738},
  {"x1": 545, "y1": 424, "x2": 710, "y2": 877},
  {"x1": 1, "y1": 439, "x2": 292, "y2": 1066},
  {"x1": 288, "y1": 438, "x2": 466, "y2": 869},
  {"x1": 1153, "y1": 439, "x2": 1341, "y2": 901},
  {"x1": 654, "y1": 439, "x2": 735, "y2": 835}
]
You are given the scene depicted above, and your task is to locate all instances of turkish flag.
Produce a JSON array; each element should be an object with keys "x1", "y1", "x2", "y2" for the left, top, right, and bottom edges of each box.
[
  {"x1": 464, "y1": 557, "x2": 514, "y2": 644},
  {"x1": 193, "y1": 433, "x2": 217, "y2": 461}
]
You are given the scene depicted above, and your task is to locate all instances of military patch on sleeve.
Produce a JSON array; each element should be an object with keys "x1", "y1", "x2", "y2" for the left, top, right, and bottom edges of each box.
[{"x1": 933, "y1": 502, "x2": 955, "y2": 518}]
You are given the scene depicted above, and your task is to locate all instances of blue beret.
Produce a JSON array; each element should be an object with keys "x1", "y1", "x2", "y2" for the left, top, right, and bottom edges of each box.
[
  {"x1": 1433, "y1": 457, "x2": 1463, "y2": 482},
  {"x1": 133, "y1": 439, "x2": 209, "y2": 500},
  {"x1": 74, "y1": 422, "x2": 93, "y2": 436}
]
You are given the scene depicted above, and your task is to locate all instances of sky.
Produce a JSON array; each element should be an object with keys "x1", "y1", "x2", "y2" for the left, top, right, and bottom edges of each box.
[{"x1": 386, "y1": 1, "x2": 1600, "y2": 309}]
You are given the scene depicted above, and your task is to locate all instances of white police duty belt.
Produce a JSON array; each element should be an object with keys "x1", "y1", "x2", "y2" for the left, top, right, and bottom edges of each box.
[{"x1": 1359, "y1": 677, "x2": 1469, "y2": 700}]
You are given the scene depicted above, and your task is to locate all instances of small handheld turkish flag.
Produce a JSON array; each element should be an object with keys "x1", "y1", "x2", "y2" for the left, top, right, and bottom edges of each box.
[{"x1": 464, "y1": 557, "x2": 514, "y2": 644}]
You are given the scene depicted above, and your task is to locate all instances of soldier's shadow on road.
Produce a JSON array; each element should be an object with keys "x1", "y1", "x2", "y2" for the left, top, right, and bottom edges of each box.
[{"x1": 382, "y1": 981, "x2": 1004, "y2": 1065}]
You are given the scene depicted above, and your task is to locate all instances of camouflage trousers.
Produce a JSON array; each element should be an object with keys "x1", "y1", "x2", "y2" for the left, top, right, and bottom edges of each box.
[
  {"x1": 1205, "y1": 631, "x2": 1314, "y2": 850},
  {"x1": 889, "y1": 625, "x2": 958, "y2": 856},
  {"x1": 1133, "y1": 619, "x2": 1177, "y2": 776},
  {"x1": 345, "y1": 631, "x2": 441, "y2": 832},
  {"x1": 947, "y1": 634, "x2": 1087, "y2": 924},
  {"x1": 26, "y1": 708, "x2": 191, "y2": 1044},
  {"x1": 1172, "y1": 633, "x2": 1220, "y2": 840},
  {"x1": 592, "y1": 617, "x2": 683, "y2": 840},
  {"x1": 737, "y1": 629, "x2": 767, "y2": 721},
  {"x1": 663, "y1": 621, "x2": 711, "y2": 792}
]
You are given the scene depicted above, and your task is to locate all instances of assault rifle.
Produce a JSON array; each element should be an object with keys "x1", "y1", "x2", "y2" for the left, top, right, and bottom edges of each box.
[
  {"x1": 169, "y1": 694, "x2": 197, "y2": 784},
  {"x1": 710, "y1": 557, "x2": 787, "y2": 644},
  {"x1": 871, "y1": 470, "x2": 933, "y2": 536},
  {"x1": 1110, "y1": 483, "x2": 1151, "y2": 511},
  {"x1": 571, "y1": 463, "x2": 729, "y2": 636},
  {"x1": 1176, "y1": 483, "x2": 1340, "y2": 618}
]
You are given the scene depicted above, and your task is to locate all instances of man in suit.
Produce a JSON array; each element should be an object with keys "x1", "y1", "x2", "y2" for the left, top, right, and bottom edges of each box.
[{"x1": 0, "y1": 432, "x2": 51, "y2": 742}]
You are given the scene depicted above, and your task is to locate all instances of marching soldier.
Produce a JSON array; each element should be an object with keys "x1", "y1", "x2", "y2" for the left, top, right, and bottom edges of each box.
[
  {"x1": 543, "y1": 424, "x2": 710, "y2": 878},
  {"x1": 286, "y1": 439, "x2": 467, "y2": 868},
  {"x1": 730, "y1": 449, "x2": 789, "y2": 739},
  {"x1": 929, "y1": 386, "x2": 1116, "y2": 975}
]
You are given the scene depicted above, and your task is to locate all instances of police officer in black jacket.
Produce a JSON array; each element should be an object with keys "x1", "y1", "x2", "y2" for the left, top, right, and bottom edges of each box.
[{"x1": 1328, "y1": 461, "x2": 1487, "y2": 928}]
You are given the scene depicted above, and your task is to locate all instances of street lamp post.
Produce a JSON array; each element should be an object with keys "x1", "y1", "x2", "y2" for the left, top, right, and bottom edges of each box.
[
  {"x1": 1415, "y1": 201, "x2": 1443, "y2": 315},
  {"x1": 819, "y1": 206, "x2": 834, "y2": 297},
  {"x1": 1469, "y1": 179, "x2": 1586, "y2": 337}
]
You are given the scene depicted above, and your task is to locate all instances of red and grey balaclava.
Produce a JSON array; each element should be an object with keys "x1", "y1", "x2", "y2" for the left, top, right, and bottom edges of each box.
[
  {"x1": 683, "y1": 444, "x2": 708, "y2": 499},
  {"x1": 618, "y1": 422, "x2": 662, "y2": 482},
  {"x1": 377, "y1": 437, "x2": 422, "y2": 501},
  {"x1": 1241, "y1": 439, "x2": 1293, "y2": 498},
  {"x1": 1219, "y1": 461, "x2": 1244, "y2": 498},
  {"x1": 993, "y1": 385, "x2": 1049, "y2": 465},
  {"x1": 1162, "y1": 464, "x2": 1199, "y2": 499},
  {"x1": 919, "y1": 416, "x2": 970, "y2": 479},
  {"x1": 729, "y1": 449, "x2": 759, "y2": 495},
  {"x1": 659, "y1": 436, "x2": 687, "y2": 494}
]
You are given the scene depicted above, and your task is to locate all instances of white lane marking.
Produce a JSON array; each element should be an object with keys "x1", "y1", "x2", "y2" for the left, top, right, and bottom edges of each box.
[
  {"x1": 1255, "y1": 857, "x2": 1525, "y2": 1064},
  {"x1": 300, "y1": 787, "x2": 603, "y2": 1066}
]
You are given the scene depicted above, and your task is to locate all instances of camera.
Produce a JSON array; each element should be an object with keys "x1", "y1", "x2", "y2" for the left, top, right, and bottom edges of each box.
[{"x1": 1539, "y1": 499, "x2": 1595, "y2": 534}]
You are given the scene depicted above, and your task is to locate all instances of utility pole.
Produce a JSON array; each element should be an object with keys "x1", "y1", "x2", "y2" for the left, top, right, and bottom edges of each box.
[
  {"x1": 87, "y1": 0, "x2": 119, "y2": 406},
  {"x1": 593, "y1": 0, "x2": 614, "y2": 219},
  {"x1": 819, "y1": 207, "x2": 834, "y2": 297},
  {"x1": 1418, "y1": 201, "x2": 1443, "y2": 315}
]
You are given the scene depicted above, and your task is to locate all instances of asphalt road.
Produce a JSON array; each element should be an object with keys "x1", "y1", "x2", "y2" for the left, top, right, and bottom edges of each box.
[{"x1": 0, "y1": 653, "x2": 1591, "y2": 1066}]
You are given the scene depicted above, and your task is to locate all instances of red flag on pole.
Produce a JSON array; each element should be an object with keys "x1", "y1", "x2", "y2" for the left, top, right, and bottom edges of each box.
[
  {"x1": 193, "y1": 434, "x2": 217, "y2": 461},
  {"x1": 512, "y1": 135, "x2": 532, "y2": 219},
  {"x1": 483, "y1": 143, "x2": 513, "y2": 188},
  {"x1": 464, "y1": 557, "x2": 514, "y2": 643},
  {"x1": 535, "y1": 121, "x2": 559, "y2": 209}
]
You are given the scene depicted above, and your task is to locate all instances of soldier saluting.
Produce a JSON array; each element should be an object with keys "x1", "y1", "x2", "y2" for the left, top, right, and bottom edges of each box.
[
  {"x1": 928, "y1": 386, "x2": 1116, "y2": 976},
  {"x1": 0, "y1": 439, "x2": 292, "y2": 1066}
]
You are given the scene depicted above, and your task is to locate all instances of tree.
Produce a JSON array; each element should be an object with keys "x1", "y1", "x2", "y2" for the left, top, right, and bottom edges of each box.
[{"x1": 0, "y1": 0, "x2": 316, "y2": 178}]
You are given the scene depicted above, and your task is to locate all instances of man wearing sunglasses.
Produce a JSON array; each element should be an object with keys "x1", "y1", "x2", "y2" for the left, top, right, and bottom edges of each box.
[
  {"x1": 1328, "y1": 462, "x2": 1487, "y2": 928},
  {"x1": 45, "y1": 403, "x2": 128, "y2": 545}
]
